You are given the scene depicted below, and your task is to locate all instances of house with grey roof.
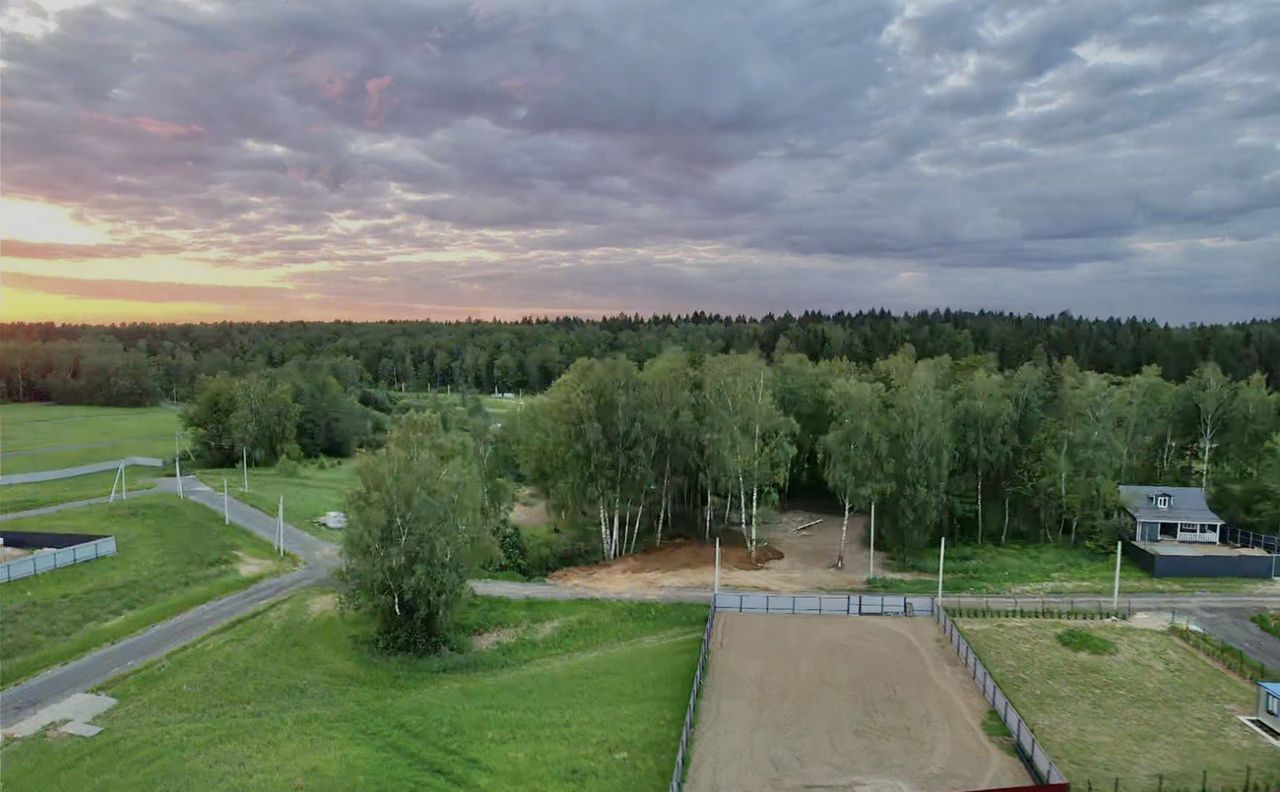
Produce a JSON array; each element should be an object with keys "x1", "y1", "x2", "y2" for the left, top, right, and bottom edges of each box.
[{"x1": 1117, "y1": 485, "x2": 1224, "y2": 545}]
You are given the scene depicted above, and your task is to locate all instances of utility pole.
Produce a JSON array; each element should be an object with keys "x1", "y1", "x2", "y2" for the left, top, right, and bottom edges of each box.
[
  {"x1": 1112, "y1": 540, "x2": 1122, "y2": 611},
  {"x1": 714, "y1": 537, "x2": 721, "y2": 593},
  {"x1": 277, "y1": 496, "x2": 285, "y2": 556},
  {"x1": 868, "y1": 501, "x2": 876, "y2": 581},
  {"x1": 223, "y1": 479, "x2": 229, "y2": 525},
  {"x1": 937, "y1": 536, "x2": 946, "y2": 604},
  {"x1": 121, "y1": 463, "x2": 127, "y2": 500},
  {"x1": 175, "y1": 430, "x2": 184, "y2": 499},
  {"x1": 242, "y1": 447, "x2": 249, "y2": 492}
]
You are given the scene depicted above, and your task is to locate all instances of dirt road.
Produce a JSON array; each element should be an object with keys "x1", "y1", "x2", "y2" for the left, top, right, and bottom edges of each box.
[{"x1": 685, "y1": 613, "x2": 1029, "y2": 792}]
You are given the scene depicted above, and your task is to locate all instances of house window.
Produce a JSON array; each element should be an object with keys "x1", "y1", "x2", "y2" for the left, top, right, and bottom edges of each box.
[
  {"x1": 1267, "y1": 693, "x2": 1279, "y2": 716},
  {"x1": 1156, "y1": 495, "x2": 1170, "y2": 508}
]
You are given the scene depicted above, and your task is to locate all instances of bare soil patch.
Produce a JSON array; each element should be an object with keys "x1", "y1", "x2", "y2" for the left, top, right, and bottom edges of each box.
[
  {"x1": 235, "y1": 551, "x2": 272, "y2": 577},
  {"x1": 550, "y1": 507, "x2": 907, "y2": 593},
  {"x1": 306, "y1": 593, "x2": 338, "y2": 618},
  {"x1": 685, "y1": 613, "x2": 1029, "y2": 792},
  {"x1": 470, "y1": 618, "x2": 565, "y2": 651},
  {"x1": 0, "y1": 546, "x2": 34, "y2": 562}
]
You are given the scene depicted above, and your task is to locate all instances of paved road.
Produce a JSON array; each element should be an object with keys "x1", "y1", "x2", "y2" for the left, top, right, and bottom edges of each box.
[
  {"x1": 471, "y1": 579, "x2": 713, "y2": 604},
  {"x1": 0, "y1": 480, "x2": 334, "y2": 729},
  {"x1": 0, "y1": 567, "x2": 321, "y2": 726},
  {"x1": 181, "y1": 479, "x2": 337, "y2": 569},
  {"x1": 1179, "y1": 605, "x2": 1280, "y2": 670}
]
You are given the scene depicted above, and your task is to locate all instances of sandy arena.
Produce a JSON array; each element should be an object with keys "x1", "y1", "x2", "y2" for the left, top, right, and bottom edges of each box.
[{"x1": 684, "y1": 613, "x2": 1030, "y2": 792}]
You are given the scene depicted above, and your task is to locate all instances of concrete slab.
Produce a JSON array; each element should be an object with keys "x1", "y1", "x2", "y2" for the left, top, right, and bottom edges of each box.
[
  {"x1": 59, "y1": 720, "x2": 104, "y2": 737},
  {"x1": 3, "y1": 693, "x2": 117, "y2": 738}
]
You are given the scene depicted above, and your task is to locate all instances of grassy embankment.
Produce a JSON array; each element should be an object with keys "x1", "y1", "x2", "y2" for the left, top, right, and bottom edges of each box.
[
  {"x1": 957, "y1": 619, "x2": 1280, "y2": 788},
  {"x1": 0, "y1": 594, "x2": 706, "y2": 791},
  {"x1": 0, "y1": 499, "x2": 292, "y2": 686}
]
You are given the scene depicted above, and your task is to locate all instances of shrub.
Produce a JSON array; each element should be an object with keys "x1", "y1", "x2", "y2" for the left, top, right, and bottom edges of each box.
[{"x1": 1056, "y1": 627, "x2": 1118, "y2": 655}]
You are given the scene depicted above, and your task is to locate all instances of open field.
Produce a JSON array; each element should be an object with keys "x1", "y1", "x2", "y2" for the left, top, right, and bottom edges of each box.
[
  {"x1": 196, "y1": 459, "x2": 358, "y2": 542},
  {"x1": 686, "y1": 612, "x2": 1028, "y2": 791},
  {"x1": 1, "y1": 470, "x2": 158, "y2": 514},
  {"x1": 0, "y1": 498, "x2": 291, "y2": 686},
  {"x1": 0, "y1": 593, "x2": 706, "y2": 791},
  {"x1": 1, "y1": 403, "x2": 183, "y2": 475},
  {"x1": 957, "y1": 619, "x2": 1280, "y2": 788},
  {"x1": 1, "y1": 404, "x2": 179, "y2": 451}
]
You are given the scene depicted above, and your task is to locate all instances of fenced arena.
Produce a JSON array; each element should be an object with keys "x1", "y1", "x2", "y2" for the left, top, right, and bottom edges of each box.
[
  {"x1": 0, "y1": 530, "x2": 117, "y2": 582},
  {"x1": 671, "y1": 591, "x2": 1063, "y2": 792}
]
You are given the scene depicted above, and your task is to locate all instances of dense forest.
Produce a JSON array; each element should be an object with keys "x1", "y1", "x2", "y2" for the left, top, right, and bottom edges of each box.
[
  {"x1": 3, "y1": 311, "x2": 1279, "y2": 404},
  {"x1": 4, "y1": 312, "x2": 1276, "y2": 554},
  {"x1": 515, "y1": 348, "x2": 1279, "y2": 560}
]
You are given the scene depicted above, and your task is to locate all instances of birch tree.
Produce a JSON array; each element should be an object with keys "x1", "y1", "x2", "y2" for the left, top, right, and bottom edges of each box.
[
  {"x1": 341, "y1": 411, "x2": 484, "y2": 654},
  {"x1": 819, "y1": 376, "x2": 892, "y2": 568},
  {"x1": 954, "y1": 368, "x2": 1014, "y2": 544},
  {"x1": 702, "y1": 353, "x2": 797, "y2": 558},
  {"x1": 640, "y1": 350, "x2": 697, "y2": 546},
  {"x1": 1186, "y1": 362, "x2": 1236, "y2": 489},
  {"x1": 517, "y1": 357, "x2": 653, "y2": 560},
  {"x1": 884, "y1": 355, "x2": 953, "y2": 552}
]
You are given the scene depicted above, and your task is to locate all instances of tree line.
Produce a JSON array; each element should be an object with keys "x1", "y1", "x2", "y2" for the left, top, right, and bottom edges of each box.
[
  {"x1": 513, "y1": 348, "x2": 1280, "y2": 561},
  {"x1": 4, "y1": 310, "x2": 1278, "y2": 403}
]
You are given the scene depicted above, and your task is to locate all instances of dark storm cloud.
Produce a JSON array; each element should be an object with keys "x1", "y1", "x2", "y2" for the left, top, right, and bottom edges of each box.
[{"x1": 2, "y1": 0, "x2": 1278, "y2": 321}]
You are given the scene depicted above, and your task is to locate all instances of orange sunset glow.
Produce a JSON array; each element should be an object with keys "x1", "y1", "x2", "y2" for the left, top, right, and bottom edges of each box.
[{"x1": 2, "y1": 0, "x2": 1277, "y2": 324}]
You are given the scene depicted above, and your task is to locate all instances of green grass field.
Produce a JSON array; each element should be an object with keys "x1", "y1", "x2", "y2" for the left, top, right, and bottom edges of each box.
[
  {"x1": 957, "y1": 620, "x2": 1280, "y2": 788},
  {"x1": 1, "y1": 470, "x2": 159, "y2": 514},
  {"x1": 1, "y1": 403, "x2": 184, "y2": 475},
  {"x1": 0, "y1": 498, "x2": 292, "y2": 686},
  {"x1": 0, "y1": 593, "x2": 705, "y2": 791},
  {"x1": 869, "y1": 541, "x2": 1274, "y2": 594},
  {"x1": 196, "y1": 459, "x2": 358, "y2": 542}
]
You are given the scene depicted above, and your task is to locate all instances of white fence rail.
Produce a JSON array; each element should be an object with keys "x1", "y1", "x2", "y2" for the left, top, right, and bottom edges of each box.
[
  {"x1": 936, "y1": 606, "x2": 1067, "y2": 785},
  {"x1": 0, "y1": 457, "x2": 164, "y2": 486},
  {"x1": 0, "y1": 536, "x2": 117, "y2": 583}
]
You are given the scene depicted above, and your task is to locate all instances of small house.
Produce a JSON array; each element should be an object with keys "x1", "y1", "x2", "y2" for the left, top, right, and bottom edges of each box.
[
  {"x1": 1118, "y1": 485, "x2": 1224, "y2": 544},
  {"x1": 1256, "y1": 681, "x2": 1280, "y2": 734}
]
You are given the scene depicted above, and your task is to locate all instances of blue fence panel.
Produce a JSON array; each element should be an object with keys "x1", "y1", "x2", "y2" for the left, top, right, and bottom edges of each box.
[{"x1": 0, "y1": 536, "x2": 116, "y2": 584}]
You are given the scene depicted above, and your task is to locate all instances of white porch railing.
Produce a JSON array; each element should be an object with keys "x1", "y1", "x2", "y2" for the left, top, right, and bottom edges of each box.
[{"x1": 1176, "y1": 530, "x2": 1217, "y2": 543}]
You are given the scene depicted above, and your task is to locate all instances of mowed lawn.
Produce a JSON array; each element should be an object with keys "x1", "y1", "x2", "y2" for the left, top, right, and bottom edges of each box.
[
  {"x1": 871, "y1": 542, "x2": 1274, "y2": 594},
  {"x1": 0, "y1": 498, "x2": 292, "y2": 686},
  {"x1": 0, "y1": 594, "x2": 707, "y2": 791},
  {"x1": 1, "y1": 403, "x2": 183, "y2": 475},
  {"x1": 1, "y1": 469, "x2": 159, "y2": 514},
  {"x1": 197, "y1": 458, "x2": 358, "y2": 542},
  {"x1": 958, "y1": 620, "x2": 1280, "y2": 788}
]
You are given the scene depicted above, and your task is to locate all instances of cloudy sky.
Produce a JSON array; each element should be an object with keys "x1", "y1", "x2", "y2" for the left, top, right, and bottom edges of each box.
[{"x1": 1, "y1": 0, "x2": 1277, "y2": 323}]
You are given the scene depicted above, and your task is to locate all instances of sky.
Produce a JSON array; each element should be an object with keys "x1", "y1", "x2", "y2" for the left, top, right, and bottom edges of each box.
[{"x1": 1, "y1": 0, "x2": 1278, "y2": 325}]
